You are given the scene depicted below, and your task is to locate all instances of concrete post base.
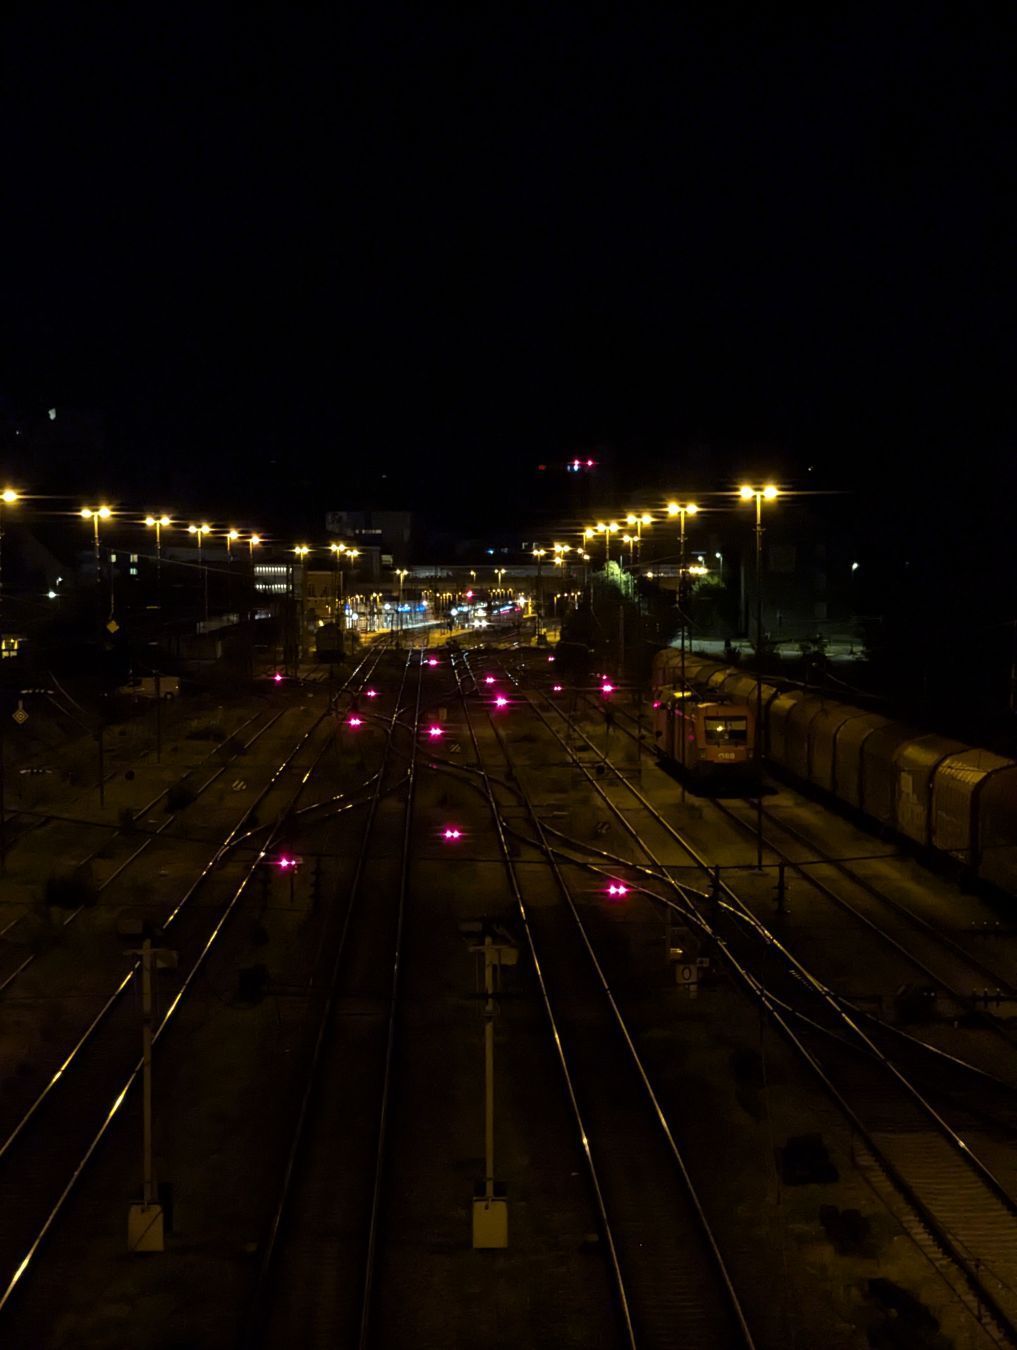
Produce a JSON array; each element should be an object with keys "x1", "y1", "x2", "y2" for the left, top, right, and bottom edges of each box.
[
  {"x1": 472, "y1": 1196, "x2": 508, "y2": 1249},
  {"x1": 128, "y1": 1202, "x2": 165, "y2": 1252}
]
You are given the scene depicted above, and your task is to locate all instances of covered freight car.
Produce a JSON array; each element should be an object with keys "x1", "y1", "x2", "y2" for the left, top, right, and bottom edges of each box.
[{"x1": 658, "y1": 651, "x2": 1017, "y2": 896}]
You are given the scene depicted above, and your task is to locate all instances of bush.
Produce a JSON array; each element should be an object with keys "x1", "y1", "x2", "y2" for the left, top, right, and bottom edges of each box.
[
  {"x1": 44, "y1": 871, "x2": 98, "y2": 910},
  {"x1": 186, "y1": 722, "x2": 227, "y2": 742},
  {"x1": 165, "y1": 783, "x2": 197, "y2": 812}
]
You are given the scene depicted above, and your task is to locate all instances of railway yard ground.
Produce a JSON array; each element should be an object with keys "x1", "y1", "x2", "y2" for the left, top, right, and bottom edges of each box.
[{"x1": 1, "y1": 634, "x2": 1017, "y2": 1349}]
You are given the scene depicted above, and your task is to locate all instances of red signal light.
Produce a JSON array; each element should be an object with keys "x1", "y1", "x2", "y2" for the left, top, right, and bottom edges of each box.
[
  {"x1": 365, "y1": 688, "x2": 378, "y2": 698},
  {"x1": 547, "y1": 655, "x2": 555, "y2": 662},
  {"x1": 273, "y1": 673, "x2": 283, "y2": 684},
  {"x1": 494, "y1": 696, "x2": 508, "y2": 708},
  {"x1": 427, "y1": 657, "x2": 438, "y2": 667},
  {"x1": 347, "y1": 716, "x2": 362, "y2": 728},
  {"x1": 606, "y1": 882, "x2": 628, "y2": 898},
  {"x1": 484, "y1": 675, "x2": 495, "y2": 685},
  {"x1": 601, "y1": 681, "x2": 614, "y2": 695},
  {"x1": 427, "y1": 724, "x2": 443, "y2": 738},
  {"x1": 552, "y1": 684, "x2": 563, "y2": 693},
  {"x1": 442, "y1": 826, "x2": 462, "y2": 841}
]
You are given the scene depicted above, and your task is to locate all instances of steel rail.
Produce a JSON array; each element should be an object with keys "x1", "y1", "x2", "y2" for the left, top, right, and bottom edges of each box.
[
  {"x1": 241, "y1": 649, "x2": 417, "y2": 1348},
  {"x1": 357, "y1": 655, "x2": 423, "y2": 1347},
  {"x1": 0, "y1": 645, "x2": 393, "y2": 1324},
  {"x1": 0, "y1": 663, "x2": 374, "y2": 1172},
  {"x1": 566, "y1": 683, "x2": 1017, "y2": 1059},
  {"x1": 460, "y1": 649, "x2": 763, "y2": 1349},
  {"x1": 445, "y1": 651, "x2": 638, "y2": 1350},
  {"x1": 498, "y1": 656, "x2": 1017, "y2": 1343}
]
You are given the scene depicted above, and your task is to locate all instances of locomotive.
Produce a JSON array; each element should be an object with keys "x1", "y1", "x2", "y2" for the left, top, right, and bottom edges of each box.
[{"x1": 650, "y1": 649, "x2": 756, "y2": 782}]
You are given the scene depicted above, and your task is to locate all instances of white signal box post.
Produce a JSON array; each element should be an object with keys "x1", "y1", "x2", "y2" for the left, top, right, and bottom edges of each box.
[{"x1": 467, "y1": 924, "x2": 518, "y2": 1249}]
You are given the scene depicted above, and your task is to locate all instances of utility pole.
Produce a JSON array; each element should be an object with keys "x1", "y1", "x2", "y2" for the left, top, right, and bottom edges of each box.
[
  {"x1": 0, "y1": 715, "x2": 6, "y2": 873},
  {"x1": 125, "y1": 927, "x2": 176, "y2": 1252},
  {"x1": 754, "y1": 496, "x2": 764, "y2": 868},
  {"x1": 471, "y1": 925, "x2": 516, "y2": 1248}
]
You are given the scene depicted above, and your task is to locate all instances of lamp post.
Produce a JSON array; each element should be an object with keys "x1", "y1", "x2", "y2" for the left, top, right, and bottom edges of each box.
[
  {"x1": 329, "y1": 543, "x2": 347, "y2": 633},
  {"x1": 739, "y1": 484, "x2": 779, "y2": 867},
  {"x1": 532, "y1": 548, "x2": 546, "y2": 628},
  {"x1": 81, "y1": 505, "x2": 112, "y2": 588},
  {"x1": 667, "y1": 501, "x2": 699, "y2": 795},
  {"x1": 396, "y1": 568, "x2": 408, "y2": 636},
  {"x1": 143, "y1": 514, "x2": 171, "y2": 606},
  {"x1": 594, "y1": 521, "x2": 619, "y2": 566},
  {"x1": 0, "y1": 488, "x2": 19, "y2": 632},
  {"x1": 81, "y1": 505, "x2": 113, "y2": 631},
  {"x1": 495, "y1": 566, "x2": 505, "y2": 595},
  {"x1": 625, "y1": 512, "x2": 652, "y2": 569},
  {"x1": 186, "y1": 524, "x2": 212, "y2": 622},
  {"x1": 293, "y1": 545, "x2": 310, "y2": 668},
  {"x1": 224, "y1": 529, "x2": 239, "y2": 610}
]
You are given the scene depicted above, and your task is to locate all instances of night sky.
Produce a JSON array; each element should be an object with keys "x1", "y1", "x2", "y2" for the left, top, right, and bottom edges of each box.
[{"x1": 1, "y1": 7, "x2": 1014, "y2": 550}]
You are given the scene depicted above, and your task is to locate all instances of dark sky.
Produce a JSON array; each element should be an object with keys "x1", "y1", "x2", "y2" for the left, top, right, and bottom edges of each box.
[{"x1": 1, "y1": 6, "x2": 1015, "y2": 542}]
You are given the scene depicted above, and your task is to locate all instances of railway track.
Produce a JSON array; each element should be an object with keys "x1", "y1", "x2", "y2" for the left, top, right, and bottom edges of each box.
[
  {"x1": 564, "y1": 678, "x2": 1017, "y2": 1072},
  {"x1": 0, "y1": 689, "x2": 281, "y2": 856},
  {"x1": 448, "y1": 648, "x2": 755, "y2": 1350},
  {"x1": 492, "y1": 651, "x2": 1017, "y2": 1345},
  {"x1": 0, "y1": 707, "x2": 288, "y2": 992},
  {"x1": 244, "y1": 648, "x2": 421, "y2": 1349},
  {"x1": 0, "y1": 643, "x2": 392, "y2": 1327}
]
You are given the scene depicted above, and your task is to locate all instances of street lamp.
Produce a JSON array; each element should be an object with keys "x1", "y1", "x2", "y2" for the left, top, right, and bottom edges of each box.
[
  {"x1": 293, "y1": 546, "x2": 310, "y2": 668},
  {"x1": 331, "y1": 543, "x2": 359, "y2": 633},
  {"x1": 81, "y1": 505, "x2": 113, "y2": 587},
  {"x1": 594, "y1": 521, "x2": 619, "y2": 565},
  {"x1": 396, "y1": 567, "x2": 409, "y2": 634},
  {"x1": 625, "y1": 512, "x2": 652, "y2": 567},
  {"x1": 187, "y1": 523, "x2": 212, "y2": 621},
  {"x1": 143, "y1": 514, "x2": 171, "y2": 603},
  {"x1": 532, "y1": 548, "x2": 546, "y2": 625},
  {"x1": 495, "y1": 566, "x2": 505, "y2": 594},
  {"x1": 666, "y1": 503, "x2": 699, "y2": 792},
  {"x1": 0, "y1": 489, "x2": 19, "y2": 631},
  {"x1": 739, "y1": 483, "x2": 780, "y2": 867}
]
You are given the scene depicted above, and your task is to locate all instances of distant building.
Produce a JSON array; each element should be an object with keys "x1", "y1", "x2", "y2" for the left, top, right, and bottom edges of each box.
[{"x1": 325, "y1": 510, "x2": 413, "y2": 566}]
